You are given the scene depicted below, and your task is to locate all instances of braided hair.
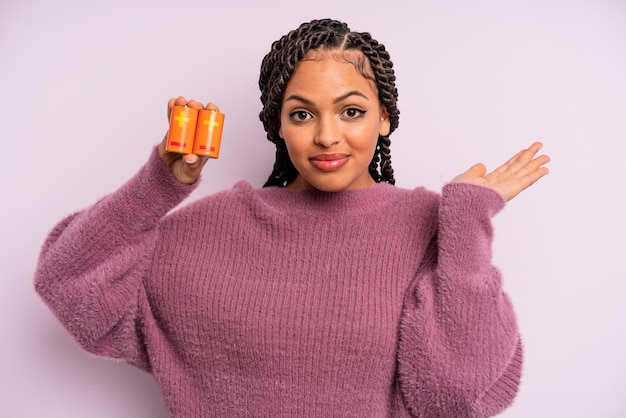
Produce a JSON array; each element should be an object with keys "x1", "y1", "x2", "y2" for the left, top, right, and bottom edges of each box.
[{"x1": 259, "y1": 19, "x2": 399, "y2": 187}]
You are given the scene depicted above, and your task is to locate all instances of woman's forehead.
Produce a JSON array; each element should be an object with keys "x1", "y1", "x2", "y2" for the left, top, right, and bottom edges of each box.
[{"x1": 299, "y1": 48, "x2": 376, "y2": 81}]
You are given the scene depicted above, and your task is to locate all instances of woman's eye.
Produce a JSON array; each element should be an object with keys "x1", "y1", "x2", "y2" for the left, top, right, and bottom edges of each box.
[
  {"x1": 343, "y1": 108, "x2": 365, "y2": 118},
  {"x1": 289, "y1": 111, "x2": 311, "y2": 121}
]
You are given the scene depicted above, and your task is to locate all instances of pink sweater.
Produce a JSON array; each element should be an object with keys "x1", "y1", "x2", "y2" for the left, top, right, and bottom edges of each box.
[{"x1": 35, "y1": 148, "x2": 522, "y2": 417}]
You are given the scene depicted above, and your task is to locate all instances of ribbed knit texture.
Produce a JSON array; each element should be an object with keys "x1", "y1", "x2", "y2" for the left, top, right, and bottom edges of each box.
[{"x1": 35, "y1": 147, "x2": 522, "y2": 417}]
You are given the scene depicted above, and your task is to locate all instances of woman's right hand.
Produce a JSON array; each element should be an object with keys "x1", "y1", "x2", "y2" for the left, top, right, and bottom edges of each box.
[{"x1": 158, "y1": 96, "x2": 219, "y2": 184}]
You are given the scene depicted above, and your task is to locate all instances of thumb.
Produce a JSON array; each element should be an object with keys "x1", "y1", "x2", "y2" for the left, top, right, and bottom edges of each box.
[
  {"x1": 466, "y1": 162, "x2": 487, "y2": 178},
  {"x1": 451, "y1": 162, "x2": 487, "y2": 184},
  {"x1": 174, "y1": 154, "x2": 209, "y2": 184}
]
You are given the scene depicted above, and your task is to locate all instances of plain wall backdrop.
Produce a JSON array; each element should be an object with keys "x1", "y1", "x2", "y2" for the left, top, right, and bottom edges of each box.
[{"x1": 1, "y1": 0, "x2": 625, "y2": 416}]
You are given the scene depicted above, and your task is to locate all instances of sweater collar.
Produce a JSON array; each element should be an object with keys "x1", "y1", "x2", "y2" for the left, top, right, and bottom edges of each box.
[{"x1": 236, "y1": 181, "x2": 401, "y2": 217}]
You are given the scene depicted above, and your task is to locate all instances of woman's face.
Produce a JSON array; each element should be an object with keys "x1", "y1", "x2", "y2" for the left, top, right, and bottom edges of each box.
[{"x1": 279, "y1": 51, "x2": 390, "y2": 192}]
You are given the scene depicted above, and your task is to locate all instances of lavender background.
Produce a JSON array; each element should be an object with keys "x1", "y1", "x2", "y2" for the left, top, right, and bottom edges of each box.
[{"x1": 1, "y1": 0, "x2": 625, "y2": 416}]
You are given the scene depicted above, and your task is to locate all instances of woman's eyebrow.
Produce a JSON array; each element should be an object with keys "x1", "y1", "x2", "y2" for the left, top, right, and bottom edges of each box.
[
  {"x1": 283, "y1": 91, "x2": 370, "y2": 106},
  {"x1": 283, "y1": 94, "x2": 314, "y2": 105},
  {"x1": 333, "y1": 90, "x2": 369, "y2": 104}
]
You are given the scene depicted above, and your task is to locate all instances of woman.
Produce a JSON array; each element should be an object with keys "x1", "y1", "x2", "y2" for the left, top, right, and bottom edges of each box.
[{"x1": 35, "y1": 18, "x2": 549, "y2": 417}]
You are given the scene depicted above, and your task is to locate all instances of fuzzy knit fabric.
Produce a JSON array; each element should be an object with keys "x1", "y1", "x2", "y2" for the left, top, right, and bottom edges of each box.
[{"x1": 35, "y1": 147, "x2": 522, "y2": 417}]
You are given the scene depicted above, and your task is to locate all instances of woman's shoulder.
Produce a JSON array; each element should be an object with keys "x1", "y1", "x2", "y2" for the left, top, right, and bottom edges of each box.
[
  {"x1": 156, "y1": 180, "x2": 251, "y2": 224},
  {"x1": 390, "y1": 182, "x2": 440, "y2": 202}
]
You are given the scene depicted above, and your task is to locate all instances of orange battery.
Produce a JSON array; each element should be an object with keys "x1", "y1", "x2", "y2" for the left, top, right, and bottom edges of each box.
[
  {"x1": 166, "y1": 106, "x2": 199, "y2": 154},
  {"x1": 193, "y1": 109, "x2": 225, "y2": 158}
]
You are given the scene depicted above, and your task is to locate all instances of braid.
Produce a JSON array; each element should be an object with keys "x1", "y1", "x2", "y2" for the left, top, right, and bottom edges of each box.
[
  {"x1": 259, "y1": 19, "x2": 399, "y2": 187},
  {"x1": 346, "y1": 31, "x2": 398, "y2": 185}
]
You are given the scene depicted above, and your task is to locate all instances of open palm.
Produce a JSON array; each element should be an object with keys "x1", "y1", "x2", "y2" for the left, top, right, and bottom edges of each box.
[{"x1": 452, "y1": 142, "x2": 550, "y2": 202}]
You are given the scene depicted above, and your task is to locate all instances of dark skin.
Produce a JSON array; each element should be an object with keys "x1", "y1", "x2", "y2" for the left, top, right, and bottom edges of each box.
[
  {"x1": 158, "y1": 96, "x2": 219, "y2": 185},
  {"x1": 451, "y1": 141, "x2": 550, "y2": 202},
  {"x1": 160, "y1": 95, "x2": 550, "y2": 201}
]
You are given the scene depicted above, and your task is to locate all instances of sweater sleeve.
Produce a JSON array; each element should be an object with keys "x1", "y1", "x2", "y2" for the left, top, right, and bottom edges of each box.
[
  {"x1": 397, "y1": 182, "x2": 523, "y2": 418},
  {"x1": 34, "y1": 147, "x2": 197, "y2": 371}
]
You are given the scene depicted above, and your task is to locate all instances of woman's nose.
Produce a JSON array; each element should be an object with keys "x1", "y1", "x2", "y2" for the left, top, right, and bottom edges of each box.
[{"x1": 314, "y1": 116, "x2": 341, "y2": 148}]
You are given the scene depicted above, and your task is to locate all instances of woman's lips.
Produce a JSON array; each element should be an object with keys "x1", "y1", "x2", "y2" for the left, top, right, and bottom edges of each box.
[{"x1": 310, "y1": 154, "x2": 350, "y2": 171}]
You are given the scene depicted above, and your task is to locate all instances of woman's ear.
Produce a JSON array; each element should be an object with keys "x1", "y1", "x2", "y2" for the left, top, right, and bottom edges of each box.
[{"x1": 379, "y1": 108, "x2": 391, "y2": 137}]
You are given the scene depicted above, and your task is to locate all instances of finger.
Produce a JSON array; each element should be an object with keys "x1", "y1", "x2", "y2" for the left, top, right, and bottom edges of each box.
[
  {"x1": 528, "y1": 153, "x2": 551, "y2": 171},
  {"x1": 509, "y1": 153, "x2": 550, "y2": 191},
  {"x1": 187, "y1": 99, "x2": 204, "y2": 110},
  {"x1": 516, "y1": 142, "x2": 544, "y2": 165},
  {"x1": 514, "y1": 165, "x2": 550, "y2": 196},
  {"x1": 506, "y1": 149, "x2": 551, "y2": 182},
  {"x1": 484, "y1": 153, "x2": 521, "y2": 186},
  {"x1": 512, "y1": 142, "x2": 544, "y2": 170},
  {"x1": 489, "y1": 149, "x2": 524, "y2": 177},
  {"x1": 516, "y1": 154, "x2": 551, "y2": 183},
  {"x1": 528, "y1": 141, "x2": 544, "y2": 154},
  {"x1": 167, "y1": 97, "x2": 176, "y2": 114},
  {"x1": 174, "y1": 96, "x2": 189, "y2": 107},
  {"x1": 178, "y1": 154, "x2": 210, "y2": 183},
  {"x1": 182, "y1": 153, "x2": 200, "y2": 165},
  {"x1": 167, "y1": 97, "x2": 177, "y2": 119},
  {"x1": 450, "y1": 162, "x2": 487, "y2": 185},
  {"x1": 490, "y1": 142, "x2": 544, "y2": 179},
  {"x1": 167, "y1": 96, "x2": 190, "y2": 119},
  {"x1": 205, "y1": 102, "x2": 220, "y2": 112}
]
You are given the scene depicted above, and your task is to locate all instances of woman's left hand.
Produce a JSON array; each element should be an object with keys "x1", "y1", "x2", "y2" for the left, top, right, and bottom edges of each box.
[{"x1": 451, "y1": 142, "x2": 550, "y2": 202}]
